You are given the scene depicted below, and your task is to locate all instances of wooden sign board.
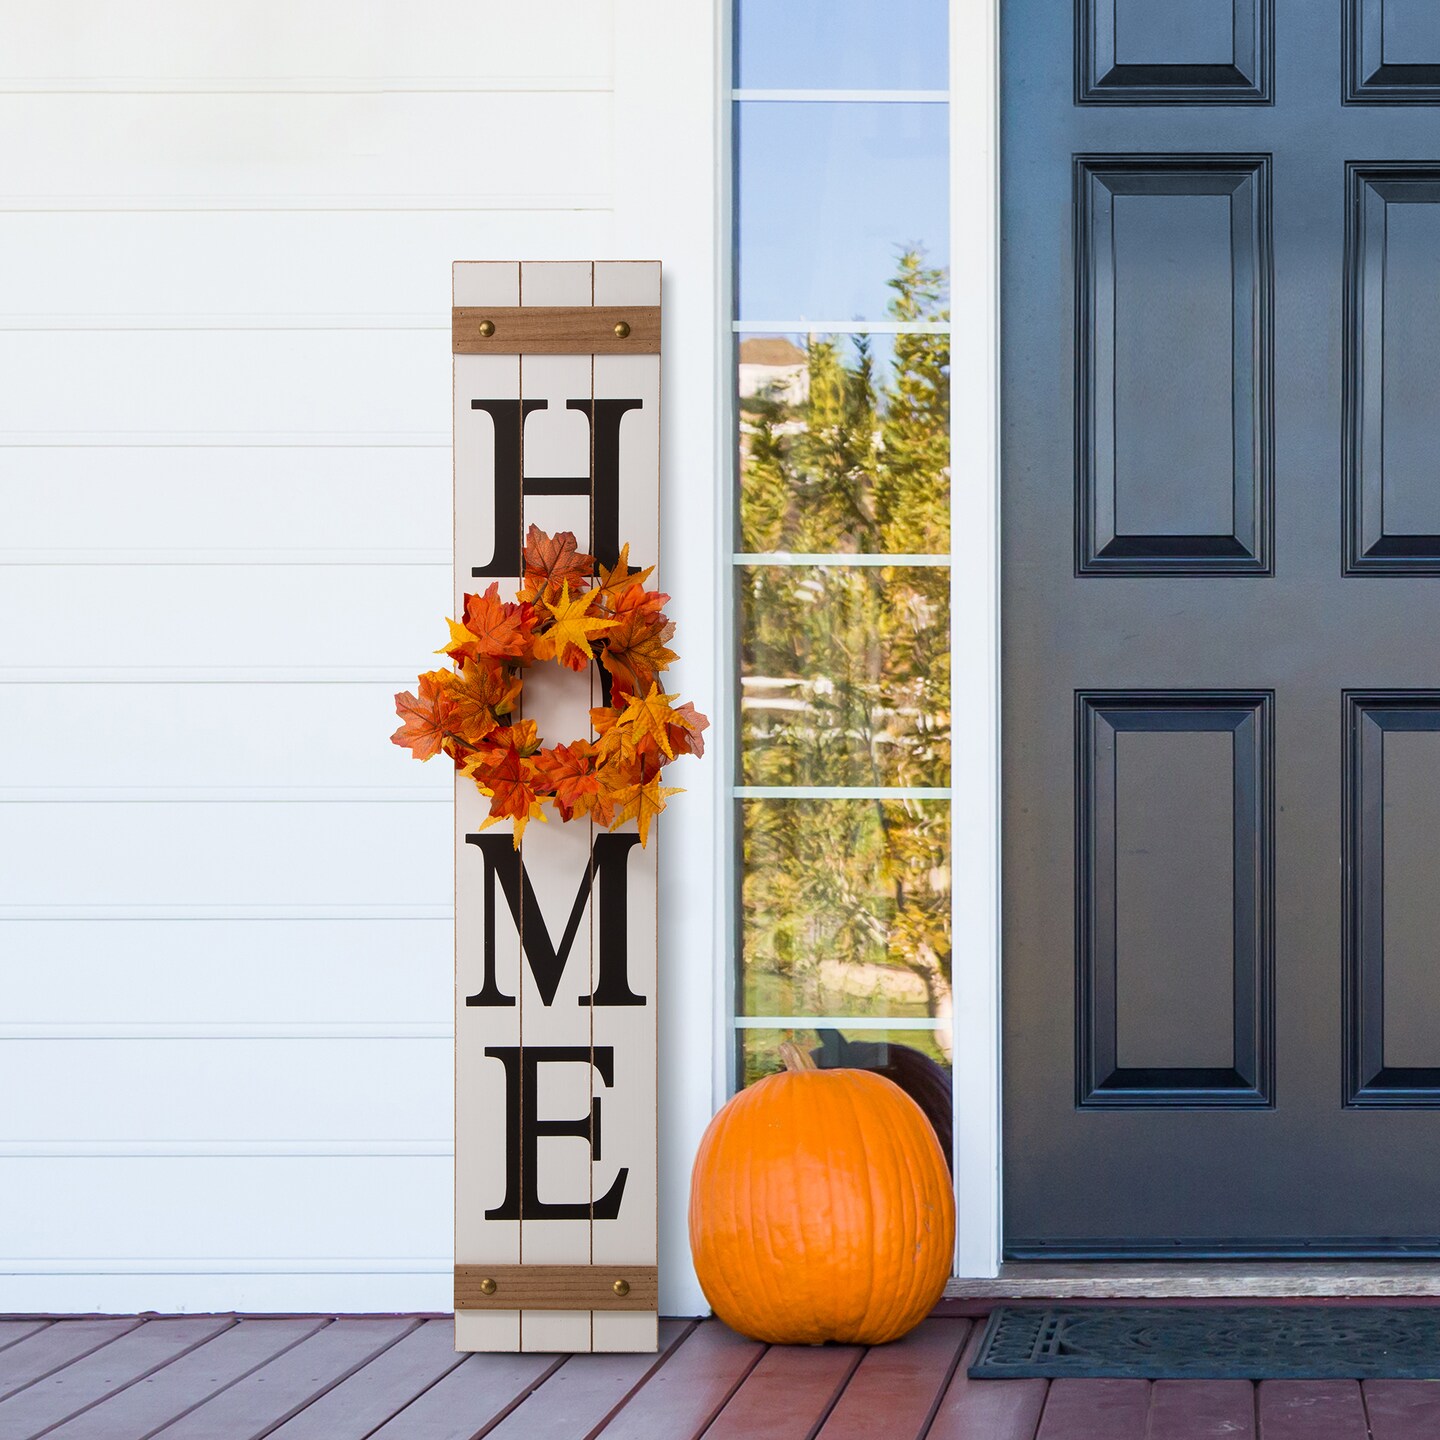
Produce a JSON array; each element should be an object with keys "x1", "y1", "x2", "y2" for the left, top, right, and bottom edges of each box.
[{"x1": 452, "y1": 260, "x2": 660, "y2": 1354}]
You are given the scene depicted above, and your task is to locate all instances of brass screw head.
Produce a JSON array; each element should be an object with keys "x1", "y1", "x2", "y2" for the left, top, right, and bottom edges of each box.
[
  {"x1": 477, "y1": 319, "x2": 496, "y2": 338},
  {"x1": 613, "y1": 321, "x2": 631, "y2": 339},
  {"x1": 612, "y1": 1278, "x2": 630, "y2": 1297},
  {"x1": 479, "y1": 1277, "x2": 497, "y2": 1295}
]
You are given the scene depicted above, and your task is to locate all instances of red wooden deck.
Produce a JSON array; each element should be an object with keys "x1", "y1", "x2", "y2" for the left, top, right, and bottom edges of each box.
[{"x1": 2, "y1": 1308, "x2": 1438, "y2": 1439}]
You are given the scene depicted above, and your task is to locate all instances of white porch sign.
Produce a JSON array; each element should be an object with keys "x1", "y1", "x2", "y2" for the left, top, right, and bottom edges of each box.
[{"x1": 452, "y1": 260, "x2": 661, "y2": 1353}]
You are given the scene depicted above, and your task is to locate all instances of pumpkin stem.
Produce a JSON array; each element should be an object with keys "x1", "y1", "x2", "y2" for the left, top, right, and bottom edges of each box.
[{"x1": 779, "y1": 1042, "x2": 819, "y2": 1073}]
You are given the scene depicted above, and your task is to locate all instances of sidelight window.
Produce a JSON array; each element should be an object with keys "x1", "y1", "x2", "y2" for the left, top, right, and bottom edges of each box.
[{"x1": 729, "y1": 1, "x2": 956, "y2": 1097}]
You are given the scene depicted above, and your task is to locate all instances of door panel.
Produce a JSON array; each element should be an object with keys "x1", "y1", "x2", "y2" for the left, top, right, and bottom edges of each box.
[
  {"x1": 1004, "y1": 0, "x2": 1440, "y2": 1254},
  {"x1": 1077, "y1": 694, "x2": 1272, "y2": 1110},
  {"x1": 1077, "y1": 157, "x2": 1271, "y2": 573},
  {"x1": 1345, "y1": 167, "x2": 1440, "y2": 572},
  {"x1": 1079, "y1": 0, "x2": 1272, "y2": 103}
]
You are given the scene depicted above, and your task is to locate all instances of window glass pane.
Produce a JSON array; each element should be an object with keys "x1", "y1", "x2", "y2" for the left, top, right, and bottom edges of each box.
[
  {"x1": 736, "y1": 102, "x2": 949, "y2": 321},
  {"x1": 740, "y1": 566, "x2": 950, "y2": 788},
  {"x1": 740, "y1": 797, "x2": 951, "y2": 1017},
  {"x1": 735, "y1": 0, "x2": 949, "y2": 91},
  {"x1": 741, "y1": 1026, "x2": 950, "y2": 1097},
  {"x1": 738, "y1": 327, "x2": 950, "y2": 555}
]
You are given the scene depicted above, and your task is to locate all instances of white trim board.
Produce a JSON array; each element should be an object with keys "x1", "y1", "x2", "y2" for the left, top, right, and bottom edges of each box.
[{"x1": 946, "y1": 0, "x2": 1003, "y2": 1278}]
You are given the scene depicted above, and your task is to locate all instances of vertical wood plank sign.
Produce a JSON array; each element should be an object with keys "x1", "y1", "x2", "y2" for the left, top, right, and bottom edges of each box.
[{"x1": 452, "y1": 261, "x2": 660, "y2": 1353}]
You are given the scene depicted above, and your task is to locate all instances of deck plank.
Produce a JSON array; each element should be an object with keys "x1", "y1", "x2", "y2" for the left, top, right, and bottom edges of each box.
[
  {"x1": 0, "y1": 1317, "x2": 233, "y2": 1440},
  {"x1": 149, "y1": 1317, "x2": 417, "y2": 1440},
  {"x1": 1257, "y1": 1381, "x2": 1369, "y2": 1439},
  {"x1": 592, "y1": 1318, "x2": 764, "y2": 1440},
  {"x1": 0, "y1": 1322, "x2": 50, "y2": 1355},
  {"x1": 42, "y1": 1320, "x2": 328, "y2": 1440},
  {"x1": 701, "y1": 1341, "x2": 863, "y2": 1440},
  {"x1": 1362, "y1": 1381, "x2": 1440, "y2": 1440},
  {"x1": 925, "y1": 1322, "x2": 1047, "y2": 1440},
  {"x1": 0, "y1": 1318, "x2": 142, "y2": 1402},
  {"x1": 483, "y1": 1319, "x2": 690, "y2": 1440},
  {"x1": 265, "y1": 1319, "x2": 468, "y2": 1439},
  {"x1": 1146, "y1": 1379, "x2": 1256, "y2": 1440},
  {"x1": 817, "y1": 1320, "x2": 970, "y2": 1440},
  {"x1": 1034, "y1": 1379, "x2": 1150, "y2": 1440},
  {"x1": 367, "y1": 1349, "x2": 565, "y2": 1440}
]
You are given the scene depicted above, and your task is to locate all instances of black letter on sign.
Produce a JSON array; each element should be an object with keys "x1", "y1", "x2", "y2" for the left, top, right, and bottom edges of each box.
[
  {"x1": 468, "y1": 398, "x2": 545, "y2": 579},
  {"x1": 484, "y1": 1045, "x2": 629, "y2": 1221},
  {"x1": 565, "y1": 398, "x2": 643, "y2": 573},
  {"x1": 464, "y1": 832, "x2": 645, "y2": 1008},
  {"x1": 466, "y1": 396, "x2": 644, "y2": 579}
]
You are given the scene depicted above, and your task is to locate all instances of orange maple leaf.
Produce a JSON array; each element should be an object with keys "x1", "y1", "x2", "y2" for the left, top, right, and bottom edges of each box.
[
  {"x1": 433, "y1": 660, "x2": 518, "y2": 752},
  {"x1": 461, "y1": 583, "x2": 533, "y2": 658},
  {"x1": 522, "y1": 526, "x2": 593, "y2": 603},
  {"x1": 667, "y1": 700, "x2": 710, "y2": 759},
  {"x1": 591, "y1": 544, "x2": 656, "y2": 607},
  {"x1": 391, "y1": 673, "x2": 451, "y2": 760},
  {"x1": 462, "y1": 720, "x2": 546, "y2": 845},
  {"x1": 601, "y1": 601, "x2": 678, "y2": 698},
  {"x1": 534, "y1": 740, "x2": 600, "y2": 821},
  {"x1": 610, "y1": 581, "x2": 669, "y2": 621}
]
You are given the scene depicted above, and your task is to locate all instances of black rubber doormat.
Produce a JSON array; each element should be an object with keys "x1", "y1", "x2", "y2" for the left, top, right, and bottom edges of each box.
[{"x1": 969, "y1": 1305, "x2": 1440, "y2": 1379}]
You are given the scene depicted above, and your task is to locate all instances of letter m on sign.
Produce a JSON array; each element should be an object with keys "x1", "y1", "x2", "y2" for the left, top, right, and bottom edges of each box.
[{"x1": 450, "y1": 261, "x2": 661, "y2": 1354}]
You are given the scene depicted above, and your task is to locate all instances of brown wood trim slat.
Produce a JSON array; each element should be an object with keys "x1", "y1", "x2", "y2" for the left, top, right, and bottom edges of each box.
[
  {"x1": 454, "y1": 1264, "x2": 659, "y2": 1311},
  {"x1": 452, "y1": 305, "x2": 660, "y2": 354}
]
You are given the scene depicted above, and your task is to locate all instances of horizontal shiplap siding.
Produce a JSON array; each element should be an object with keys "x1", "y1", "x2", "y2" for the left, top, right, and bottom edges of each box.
[{"x1": 0, "y1": 0, "x2": 614, "y2": 1312}]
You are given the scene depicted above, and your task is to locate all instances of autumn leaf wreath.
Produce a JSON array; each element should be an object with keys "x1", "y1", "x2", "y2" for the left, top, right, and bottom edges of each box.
[{"x1": 391, "y1": 526, "x2": 708, "y2": 847}]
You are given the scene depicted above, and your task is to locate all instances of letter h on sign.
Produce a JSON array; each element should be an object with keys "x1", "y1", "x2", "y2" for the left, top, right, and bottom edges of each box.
[{"x1": 451, "y1": 261, "x2": 661, "y2": 1354}]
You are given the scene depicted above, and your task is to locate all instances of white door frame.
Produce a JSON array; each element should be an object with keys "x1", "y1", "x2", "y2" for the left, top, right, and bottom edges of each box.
[
  {"x1": 613, "y1": 0, "x2": 1004, "y2": 1312},
  {"x1": 946, "y1": 0, "x2": 1004, "y2": 1281}
]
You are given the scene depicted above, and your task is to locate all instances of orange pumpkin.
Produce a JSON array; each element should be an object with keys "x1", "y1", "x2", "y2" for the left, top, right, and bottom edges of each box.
[{"x1": 688, "y1": 1043, "x2": 955, "y2": 1345}]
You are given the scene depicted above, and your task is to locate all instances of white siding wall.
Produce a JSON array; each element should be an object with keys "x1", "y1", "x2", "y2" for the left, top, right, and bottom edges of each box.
[{"x1": 0, "y1": 0, "x2": 724, "y2": 1315}]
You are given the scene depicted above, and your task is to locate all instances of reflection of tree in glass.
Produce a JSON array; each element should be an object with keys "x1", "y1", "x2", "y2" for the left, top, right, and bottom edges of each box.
[{"x1": 739, "y1": 251, "x2": 953, "y2": 1063}]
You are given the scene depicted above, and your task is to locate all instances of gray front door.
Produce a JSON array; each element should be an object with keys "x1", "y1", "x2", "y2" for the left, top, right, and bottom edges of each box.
[{"x1": 1003, "y1": 0, "x2": 1440, "y2": 1255}]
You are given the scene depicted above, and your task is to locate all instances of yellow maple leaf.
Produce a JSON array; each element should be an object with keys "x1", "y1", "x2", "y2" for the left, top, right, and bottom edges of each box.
[
  {"x1": 615, "y1": 682, "x2": 693, "y2": 760},
  {"x1": 610, "y1": 775, "x2": 683, "y2": 847},
  {"x1": 540, "y1": 581, "x2": 618, "y2": 663},
  {"x1": 592, "y1": 543, "x2": 656, "y2": 605},
  {"x1": 436, "y1": 617, "x2": 478, "y2": 660}
]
